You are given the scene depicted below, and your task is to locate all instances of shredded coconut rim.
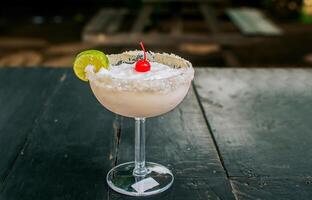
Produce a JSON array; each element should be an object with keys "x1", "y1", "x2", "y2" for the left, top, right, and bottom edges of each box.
[{"x1": 86, "y1": 51, "x2": 194, "y2": 92}]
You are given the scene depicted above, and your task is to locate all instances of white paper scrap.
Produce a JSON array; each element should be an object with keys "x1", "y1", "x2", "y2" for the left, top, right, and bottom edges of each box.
[{"x1": 131, "y1": 177, "x2": 159, "y2": 193}]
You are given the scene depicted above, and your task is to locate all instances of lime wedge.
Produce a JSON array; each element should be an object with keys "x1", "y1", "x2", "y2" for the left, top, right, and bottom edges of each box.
[{"x1": 73, "y1": 50, "x2": 109, "y2": 81}]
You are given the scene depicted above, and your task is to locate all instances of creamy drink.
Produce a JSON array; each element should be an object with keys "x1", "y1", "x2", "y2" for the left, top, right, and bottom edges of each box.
[
  {"x1": 86, "y1": 53, "x2": 194, "y2": 118},
  {"x1": 73, "y1": 43, "x2": 194, "y2": 196}
]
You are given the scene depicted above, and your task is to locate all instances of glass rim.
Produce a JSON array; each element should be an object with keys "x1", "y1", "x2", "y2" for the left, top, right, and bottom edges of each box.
[{"x1": 86, "y1": 51, "x2": 194, "y2": 92}]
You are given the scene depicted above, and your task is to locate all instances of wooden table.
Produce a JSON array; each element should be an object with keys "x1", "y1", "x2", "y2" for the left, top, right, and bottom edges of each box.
[{"x1": 0, "y1": 68, "x2": 312, "y2": 200}]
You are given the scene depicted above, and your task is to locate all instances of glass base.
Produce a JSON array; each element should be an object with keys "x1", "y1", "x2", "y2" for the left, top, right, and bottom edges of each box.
[{"x1": 107, "y1": 161, "x2": 174, "y2": 196}]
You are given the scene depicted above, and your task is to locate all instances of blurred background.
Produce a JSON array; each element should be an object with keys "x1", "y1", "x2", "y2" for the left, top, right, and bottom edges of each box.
[{"x1": 0, "y1": 0, "x2": 312, "y2": 67}]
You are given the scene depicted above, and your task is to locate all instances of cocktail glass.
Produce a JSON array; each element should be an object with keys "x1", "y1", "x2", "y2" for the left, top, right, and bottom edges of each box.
[{"x1": 86, "y1": 51, "x2": 194, "y2": 196}]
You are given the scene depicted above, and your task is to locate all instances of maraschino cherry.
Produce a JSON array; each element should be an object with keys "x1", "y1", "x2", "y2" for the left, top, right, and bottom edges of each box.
[{"x1": 135, "y1": 42, "x2": 151, "y2": 72}]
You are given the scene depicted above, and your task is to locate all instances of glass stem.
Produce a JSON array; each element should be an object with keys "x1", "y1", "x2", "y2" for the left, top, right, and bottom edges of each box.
[{"x1": 133, "y1": 117, "x2": 148, "y2": 176}]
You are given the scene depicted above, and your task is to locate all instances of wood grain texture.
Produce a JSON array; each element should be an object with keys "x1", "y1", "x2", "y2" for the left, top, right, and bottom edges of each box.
[
  {"x1": 110, "y1": 177, "x2": 232, "y2": 200},
  {"x1": 0, "y1": 69, "x2": 236, "y2": 200},
  {"x1": 194, "y1": 68, "x2": 312, "y2": 198},
  {"x1": 0, "y1": 70, "x2": 118, "y2": 200},
  {"x1": 0, "y1": 68, "x2": 64, "y2": 189},
  {"x1": 230, "y1": 177, "x2": 312, "y2": 200},
  {"x1": 111, "y1": 87, "x2": 235, "y2": 200},
  {"x1": 4, "y1": 68, "x2": 312, "y2": 199}
]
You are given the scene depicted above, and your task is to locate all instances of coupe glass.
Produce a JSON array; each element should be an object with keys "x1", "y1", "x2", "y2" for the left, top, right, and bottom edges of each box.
[{"x1": 86, "y1": 51, "x2": 194, "y2": 196}]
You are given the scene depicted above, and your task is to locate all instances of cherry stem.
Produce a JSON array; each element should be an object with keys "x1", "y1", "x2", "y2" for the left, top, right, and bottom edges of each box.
[{"x1": 140, "y1": 41, "x2": 146, "y2": 61}]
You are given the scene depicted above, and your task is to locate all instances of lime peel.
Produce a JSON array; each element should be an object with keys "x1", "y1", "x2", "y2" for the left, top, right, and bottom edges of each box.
[{"x1": 73, "y1": 50, "x2": 109, "y2": 81}]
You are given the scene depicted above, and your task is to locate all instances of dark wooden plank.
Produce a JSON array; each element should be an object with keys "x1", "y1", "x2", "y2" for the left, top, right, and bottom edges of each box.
[
  {"x1": 194, "y1": 68, "x2": 312, "y2": 177},
  {"x1": 195, "y1": 68, "x2": 312, "y2": 177},
  {"x1": 230, "y1": 177, "x2": 312, "y2": 200},
  {"x1": 0, "y1": 69, "x2": 118, "y2": 200},
  {"x1": 0, "y1": 68, "x2": 64, "y2": 190},
  {"x1": 111, "y1": 87, "x2": 235, "y2": 199},
  {"x1": 110, "y1": 177, "x2": 232, "y2": 200},
  {"x1": 195, "y1": 68, "x2": 312, "y2": 174}
]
